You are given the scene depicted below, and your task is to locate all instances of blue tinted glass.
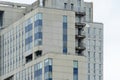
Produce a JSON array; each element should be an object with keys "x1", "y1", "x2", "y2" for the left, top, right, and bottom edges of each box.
[
  {"x1": 45, "y1": 66, "x2": 52, "y2": 73},
  {"x1": 37, "y1": 69, "x2": 42, "y2": 75},
  {"x1": 63, "y1": 16, "x2": 67, "y2": 54},
  {"x1": 25, "y1": 23, "x2": 33, "y2": 33},
  {"x1": 34, "y1": 32, "x2": 42, "y2": 40},
  {"x1": 63, "y1": 41, "x2": 67, "y2": 47},
  {"x1": 63, "y1": 16, "x2": 67, "y2": 23},
  {"x1": 29, "y1": 36, "x2": 33, "y2": 43},
  {"x1": 48, "y1": 78, "x2": 52, "y2": 80},
  {"x1": 63, "y1": 35, "x2": 67, "y2": 41},
  {"x1": 63, "y1": 23, "x2": 67, "y2": 28},
  {"x1": 63, "y1": 47, "x2": 67, "y2": 53},
  {"x1": 25, "y1": 36, "x2": 32, "y2": 45},
  {"x1": 63, "y1": 29, "x2": 67, "y2": 35},
  {"x1": 74, "y1": 68, "x2": 78, "y2": 74},
  {"x1": 25, "y1": 26, "x2": 28, "y2": 32},
  {"x1": 34, "y1": 20, "x2": 42, "y2": 27},
  {"x1": 25, "y1": 38, "x2": 29, "y2": 45},
  {"x1": 73, "y1": 74, "x2": 78, "y2": 80}
]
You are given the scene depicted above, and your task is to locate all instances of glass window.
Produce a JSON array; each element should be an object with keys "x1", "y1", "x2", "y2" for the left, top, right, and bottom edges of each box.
[
  {"x1": 88, "y1": 75, "x2": 90, "y2": 80},
  {"x1": 88, "y1": 51, "x2": 90, "y2": 57},
  {"x1": 44, "y1": 58, "x2": 52, "y2": 66},
  {"x1": 71, "y1": 3, "x2": 74, "y2": 10},
  {"x1": 35, "y1": 13, "x2": 42, "y2": 21},
  {"x1": 73, "y1": 61, "x2": 78, "y2": 68},
  {"x1": 63, "y1": 16, "x2": 67, "y2": 23},
  {"x1": 73, "y1": 74, "x2": 78, "y2": 80},
  {"x1": 94, "y1": 63, "x2": 96, "y2": 73},
  {"x1": 34, "y1": 20, "x2": 42, "y2": 27},
  {"x1": 44, "y1": 58, "x2": 52, "y2": 80},
  {"x1": 99, "y1": 76, "x2": 101, "y2": 80},
  {"x1": 89, "y1": 8, "x2": 91, "y2": 21},
  {"x1": 34, "y1": 32, "x2": 42, "y2": 40},
  {"x1": 38, "y1": 62, "x2": 42, "y2": 69},
  {"x1": 39, "y1": 0, "x2": 43, "y2": 7},
  {"x1": 64, "y1": 3, "x2": 67, "y2": 9},
  {"x1": 99, "y1": 64, "x2": 101, "y2": 74},
  {"x1": 88, "y1": 63, "x2": 90, "y2": 73}
]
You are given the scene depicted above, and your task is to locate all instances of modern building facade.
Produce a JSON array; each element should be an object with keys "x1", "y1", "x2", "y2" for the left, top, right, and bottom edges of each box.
[{"x1": 0, "y1": 0, "x2": 103, "y2": 80}]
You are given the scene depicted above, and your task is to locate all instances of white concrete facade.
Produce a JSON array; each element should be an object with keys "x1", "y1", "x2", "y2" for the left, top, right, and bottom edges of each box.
[{"x1": 0, "y1": 0, "x2": 103, "y2": 80}]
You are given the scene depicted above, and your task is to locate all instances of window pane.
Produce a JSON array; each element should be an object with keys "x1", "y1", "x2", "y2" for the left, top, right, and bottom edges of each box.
[{"x1": 73, "y1": 61, "x2": 78, "y2": 68}]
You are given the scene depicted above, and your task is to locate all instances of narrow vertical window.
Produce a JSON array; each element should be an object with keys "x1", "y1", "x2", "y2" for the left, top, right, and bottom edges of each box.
[
  {"x1": 64, "y1": 3, "x2": 67, "y2": 9},
  {"x1": 34, "y1": 13, "x2": 43, "y2": 46},
  {"x1": 99, "y1": 53, "x2": 102, "y2": 62},
  {"x1": 99, "y1": 29, "x2": 101, "y2": 38},
  {"x1": 88, "y1": 27, "x2": 90, "y2": 37},
  {"x1": 89, "y1": 8, "x2": 91, "y2": 22},
  {"x1": 34, "y1": 62, "x2": 42, "y2": 80},
  {"x1": 94, "y1": 75, "x2": 96, "y2": 80},
  {"x1": 71, "y1": 3, "x2": 74, "y2": 10},
  {"x1": 0, "y1": 11, "x2": 4, "y2": 27},
  {"x1": 63, "y1": 16, "x2": 67, "y2": 54},
  {"x1": 88, "y1": 75, "x2": 90, "y2": 80},
  {"x1": 88, "y1": 51, "x2": 90, "y2": 61},
  {"x1": 94, "y1": 63, "x2": 96, "y2": 73},
  {"x1": 39, "y1": 0, "x2": 43, "y2": 7},
  {"x1": 73, "y1": 60, "x2": 78, "y2": 80},
  {"x1": 88, "y1": 63, "x2": 90, "y2": 73},
  {"x1": 44, "y1": 58, "x2": 52, "y2": 80},
  {"x1": 25, "y1": 18, "x2": 33, "y2": 51},
  {"x1": 99, "y1": 76, "x2": 101, "y2": 80},
  {"x1": 99, "y1": 64, "x2": 101, "y2": 74},
  {"x1": 94, "y1": 52, "x2": 96, "y2": 61}
]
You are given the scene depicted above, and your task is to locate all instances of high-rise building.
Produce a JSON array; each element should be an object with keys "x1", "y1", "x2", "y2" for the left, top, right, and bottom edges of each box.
[{"x1": 0, "y1": 0, "x2": 103, "y2": 80}]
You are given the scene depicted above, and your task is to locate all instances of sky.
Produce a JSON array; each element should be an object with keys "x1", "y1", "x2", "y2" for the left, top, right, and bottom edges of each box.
[{"x1": 1, "y1": 0, "x2": 119, "y2": 80}]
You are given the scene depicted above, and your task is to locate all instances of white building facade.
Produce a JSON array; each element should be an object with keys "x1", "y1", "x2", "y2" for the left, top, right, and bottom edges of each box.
[{"x1": 0, "y1": 0, "x2": 103, "y2": 80}]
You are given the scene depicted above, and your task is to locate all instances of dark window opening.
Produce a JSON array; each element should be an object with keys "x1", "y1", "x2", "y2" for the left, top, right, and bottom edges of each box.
[
  {"x1": 43, "y1": 0, "x2": 46, "y2": 7},
  {"x1": 26, "y1": 54, "x2": 33, "y2": 63},
  {"x1": 64, "y1": 3, "x2": 67, "y2": 9},
  {"x1": 35, "y1": 50, "x2": 42, "y2": 58},
  {"x1": 0, "y1": 11, "x2": 4, "y2": 27},
  {"x1": 71, "y1": 3, "x2": 74, "y2": 10}
]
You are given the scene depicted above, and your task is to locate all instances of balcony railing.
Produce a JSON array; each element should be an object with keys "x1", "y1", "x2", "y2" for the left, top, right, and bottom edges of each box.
[
  {"x1": 76, "y1": 43, "x2": 86, "y2": 51},
  {"x1": 75, "y1": 22, "x2": 86, "y2": 28},
  {"x1": 75, "y1": 32, "x2": 86, "y2": 39},
  {"x1": 75, "y1": 11, "x2": 86, "y2": 16}
]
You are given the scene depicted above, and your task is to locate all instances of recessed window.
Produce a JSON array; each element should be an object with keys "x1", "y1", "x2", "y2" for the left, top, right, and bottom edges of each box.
[
  {"x1": 71, "y1": 3, "x2": 74, "y2": 10},
  {"x1": 64, "y1": 3, "x2": 67, "y2": 9},
  {"x1": 0, "y1": 11, "x2": 4, "y2": 27},
  {"x1": 26, "y1": 54, "x2": 32, "y2": 63},
  {"x1": 35, "y1": 50, "x2": 42, "y2": 58}
]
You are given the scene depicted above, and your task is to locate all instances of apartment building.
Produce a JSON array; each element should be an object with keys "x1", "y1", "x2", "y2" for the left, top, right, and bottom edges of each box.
[{"x1": 0, "y1": 0, "x2": 103, "y2": 80}]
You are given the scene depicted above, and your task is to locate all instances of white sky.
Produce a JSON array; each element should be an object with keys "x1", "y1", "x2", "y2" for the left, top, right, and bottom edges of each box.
[{"x1": 1, "y1": 0, "x2": 119, "y2": 80}]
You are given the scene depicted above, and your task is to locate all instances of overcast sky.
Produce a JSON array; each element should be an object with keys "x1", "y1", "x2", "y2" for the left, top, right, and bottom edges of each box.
[{"x1": 1, "y1": 0, "x2": 119, "y2": 80}]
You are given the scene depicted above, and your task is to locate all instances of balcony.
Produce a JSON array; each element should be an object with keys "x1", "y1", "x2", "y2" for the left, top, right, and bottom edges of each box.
[
  {"x1": 75, "y1": 22, "x2": 86, "y2": 28},
  {"x1": 75, "y1": 33, "x2": 86, "y2": 39},
  {"x1": 76, "y1": 43, "x2": 86, "y2": 51},
  {"x1": 75, "y1": 11, "x2": 86, "y2": 16}
]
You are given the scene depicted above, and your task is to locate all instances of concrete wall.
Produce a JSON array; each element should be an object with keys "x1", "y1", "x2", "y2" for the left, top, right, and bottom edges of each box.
[{"x1": 0, "y1": 6, "x2": 25, "y2": 28}]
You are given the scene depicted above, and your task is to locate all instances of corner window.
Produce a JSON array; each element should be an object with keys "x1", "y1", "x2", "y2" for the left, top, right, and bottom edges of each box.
[{"x1": 44, "y1": 58, "x2": 53, "y2": 80}]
